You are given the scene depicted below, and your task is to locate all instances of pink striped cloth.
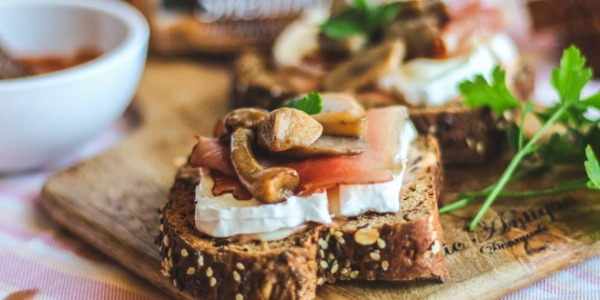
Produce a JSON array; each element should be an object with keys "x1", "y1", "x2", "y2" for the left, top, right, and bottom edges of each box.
[
  {"x1": 1, "y1": 105, "x2": 599, "y2": 300},
  {"x1": 0, "y1": 117, "x2": 598, "y2": 299},
  {"x1": 0, "y1": 119, "x2": 169, "y2": 300}
]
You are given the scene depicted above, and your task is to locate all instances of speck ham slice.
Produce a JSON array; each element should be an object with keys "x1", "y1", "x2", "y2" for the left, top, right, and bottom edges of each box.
[
  {"x1": 282, "y1": 106, "x2": 406, "y2": 194},
  {"x1": 190, "y1": 106, "x2": 408, "y2": 195},
  {"x1": 190, "y1": 137, "x2": 236, "y2": 177},
  {"x1": 441, "y1": 3, "x2": 506, "y2": 55}
]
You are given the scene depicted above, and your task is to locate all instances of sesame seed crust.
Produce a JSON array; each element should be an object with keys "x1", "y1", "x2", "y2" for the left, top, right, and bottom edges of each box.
[{"x1": 157, "y1": 136, "x2": 448, "y2": 299}]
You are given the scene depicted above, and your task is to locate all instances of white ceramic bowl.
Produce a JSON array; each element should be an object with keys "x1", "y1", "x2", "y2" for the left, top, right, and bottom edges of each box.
[{"x1": 0, "y1": 0, "x2": 149, "y2": 173}]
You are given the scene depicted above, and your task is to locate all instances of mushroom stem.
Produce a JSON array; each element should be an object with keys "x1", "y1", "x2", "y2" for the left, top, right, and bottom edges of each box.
[
  {"x1": 323, "y1": 40, "x2": 405, "y2": 92},
  {"x1": 230, "y1": 128, "x2": 300, "y2": 204}
]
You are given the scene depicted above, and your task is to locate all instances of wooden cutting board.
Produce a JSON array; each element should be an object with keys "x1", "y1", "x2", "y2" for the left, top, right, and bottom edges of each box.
[{"x1": 40, "y1": 56, "x2": 600, "y2": 300}]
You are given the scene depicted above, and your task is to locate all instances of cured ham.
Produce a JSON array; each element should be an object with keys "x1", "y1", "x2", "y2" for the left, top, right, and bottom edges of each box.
[
  {"x1": 190, "y1": 137, "x2": 236, "y2": 177},
  {"x1": 282, "y1": 106, "x2": 407, "y2": 194},
  {"x1": 190, "y1": 106, "x2": 408, "y2": 196},
  {"x1": 210, "y1": 170, "x2": 252, "y2": 200},
  {"x1": 440, "y1": 3, "x2": 506, "y2": 55}
]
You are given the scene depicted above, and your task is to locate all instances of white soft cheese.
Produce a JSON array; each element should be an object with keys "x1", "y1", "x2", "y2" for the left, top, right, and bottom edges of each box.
[
  {"x1": 335, "y1": 117, "x2": 416, "y2": 217},
  {"x1": 378, "y1": 33, "x2": 518, "y2": 106},
  {"x1": 195, "y1": 109, "x2": 416, "y2": 240},
  {"x1": 195, "y1": 171, "x2": 331, "y2": 238},
  {"x1": 273, "y1": 4, "x2": 330, "y2": 68}
]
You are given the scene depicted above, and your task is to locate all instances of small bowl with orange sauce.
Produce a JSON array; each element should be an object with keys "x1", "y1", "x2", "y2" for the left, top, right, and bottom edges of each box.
[{"x1": 0, "y1": 0, "x2": 149, "y2": 173}]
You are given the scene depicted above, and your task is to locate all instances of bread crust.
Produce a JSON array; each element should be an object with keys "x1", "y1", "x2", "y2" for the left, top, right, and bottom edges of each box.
[
  {"x1": 410, "y1": 105, "x2": 503, "y2": 165},
  {"x1": 158, "y1": 137, "x2": 448, "y2": 299}
]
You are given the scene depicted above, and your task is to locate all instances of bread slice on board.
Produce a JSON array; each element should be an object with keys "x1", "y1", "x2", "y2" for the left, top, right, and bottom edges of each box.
[
  {"x1": 231, "y1": 51, "x2": 535, "y2": 165},
  {"x1": 158, "y1": 136, "x2": 447, "y2": 300}
]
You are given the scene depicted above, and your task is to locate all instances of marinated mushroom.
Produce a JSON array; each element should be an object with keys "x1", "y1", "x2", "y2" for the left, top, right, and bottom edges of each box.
[
  {"x1": 383, "y1": 0, "x2": 450, "y2": 60},
  {"x1": 395, "y1": 0, "x2": 449, "y2": 27},
  {"x1": 279, "y1": 135, "x2": 368, "y2": 158},
  {"x1": 425, "y1": 1, "x2": 450, "y2": 27},
  {"x1": 318, "y1": 33, "x2": 367, "y2": 57},
  {"x1": 258, "y1": 107, "x2": 323, "y2": 152},
  {"x1": 230, "y1": 128, "x2": 300, "y2": 204},
  {"x1": 312, "y1": 93, "x2": 367, "y2": 138},
  {"x1": 323, "y1": 40, "x2": 405, "y2": 92},
  {"x1": 384, "y1": 16, "x2": 443, "y2": 59},
  {"x1": 394, "y1": 0, "x2": 425, "y2": 19},
  {"x1": 225, "y1": 108, "x2": 269, "y2": 131},
  {"x1": 329, "y1": 0, "x2": 348, "y2": 15},
  {"x1": 234, "y1": 51, "x2": 297, "y2": 109}
]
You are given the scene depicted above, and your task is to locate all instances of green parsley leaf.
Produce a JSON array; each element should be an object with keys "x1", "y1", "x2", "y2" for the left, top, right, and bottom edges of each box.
[
  {"x1": 367, "y1": 2, "x2": 403, "y2": 33},
  {"x1": 537, "y1": 46, "x2": 599, "y2": 127},
  {"x1": 582, "y1": 91, "x2": 600, "y2": 109},
  {"x1": 282, "y1": 92, "x2": 323, "y2": 115},
  {"x1": 458, "y1": 66, "x2": 520, "y2": 114},
  {"x1": 320, "y1": 0, "x2": 402, "y2": 40},
  {"x1": 320, "y1": 9, "x2": 366, "y2": 39},
  {"x1": 584, "y1": 145, "x2": 600, "y2": 190},
  {"x1": 354, "y1": 0, "x2": 369, "y2": 11},
  {"x1": 535, "y1": 102, "x2": 591, "y2": 126},
  {"x1": 450, "y1": 46, "x2": 600, "y2": 231},
  {"x1": 552, "y1": 45, "x2": 593, "y2": 105},
  {"x1": 537, "y1": 133, "x2": 584, "y2": 165}
]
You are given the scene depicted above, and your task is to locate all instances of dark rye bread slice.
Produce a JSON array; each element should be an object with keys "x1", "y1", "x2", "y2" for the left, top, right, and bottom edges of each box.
[
  {"x1": 157, "y1": 136, "x2": 447, "y2": 300},
  {"x1": 231, "y1": 51, "x2": 535, "y2": 165},
  {"x1": 527, "y1": 0, "x2": 600, "y2": 34},
  {"x1": 409, "y1": 104, "x2": 503, "y2": 165},
  {"x1": 315, "y1": 136, "x2": 447, "y2": 284}
]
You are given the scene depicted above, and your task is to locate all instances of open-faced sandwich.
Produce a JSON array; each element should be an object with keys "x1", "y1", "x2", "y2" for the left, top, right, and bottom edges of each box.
[
  {"x1": 232, "y1": 0, "x2": 535, "y2": 165},
  {"x1": 158, "y1": 93, "x2": 448, "y2": 299}
]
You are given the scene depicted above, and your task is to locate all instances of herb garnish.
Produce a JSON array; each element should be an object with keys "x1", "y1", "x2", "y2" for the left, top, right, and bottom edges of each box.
[
  {"x1": 282, "y1": 92, "x2": 324, "y2": 115},
  {"x1": 586, "y1": 145, "x2": 600, "y2": 190},
  {"x1": 442, "y1": 46, "x2": 600, "y2": 231},
  {"x1": 320, "y1": 0, "x2": 402, "y2": 40}
]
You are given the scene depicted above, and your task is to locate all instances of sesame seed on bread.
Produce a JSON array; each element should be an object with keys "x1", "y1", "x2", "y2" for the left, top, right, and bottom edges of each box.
[{"x1": 157, "y1": 136, "x2": 448, "y2": 299}]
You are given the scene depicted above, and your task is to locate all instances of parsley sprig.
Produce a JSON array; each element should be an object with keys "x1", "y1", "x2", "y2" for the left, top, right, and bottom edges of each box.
[
  {"x1": 586, "y1": 145, "x2": 600, "y2": 190},
  {"x1": 444, "y1": 46, "x2": 600, "y2": 230},
  {"x1": 282, "y1": 92, "x2": 323, "y2": 115},
  {"x1": 320, "y1": 0, "x2": 402, "y2": 40}
]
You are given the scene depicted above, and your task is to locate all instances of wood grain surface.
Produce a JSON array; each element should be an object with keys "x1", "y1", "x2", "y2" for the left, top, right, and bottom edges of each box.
[{"x1": 40, "y1": 56, "x2": 600, "y2": 300}]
